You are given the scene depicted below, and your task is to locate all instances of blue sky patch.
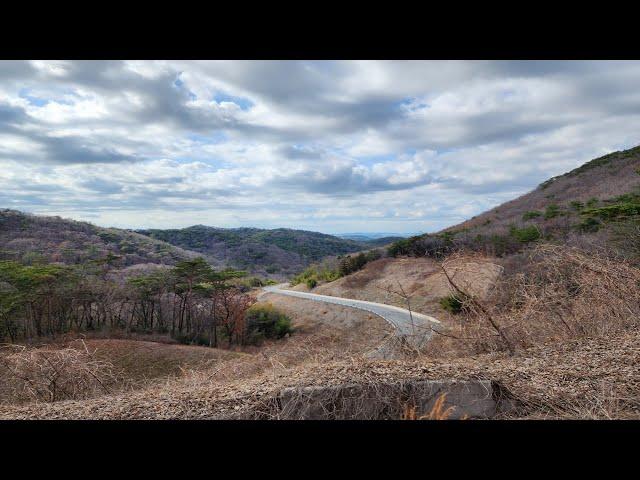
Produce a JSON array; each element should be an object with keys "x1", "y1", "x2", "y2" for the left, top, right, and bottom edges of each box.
[{"x1": 213, "y1": 92, "x2": 254, "y2": 111}]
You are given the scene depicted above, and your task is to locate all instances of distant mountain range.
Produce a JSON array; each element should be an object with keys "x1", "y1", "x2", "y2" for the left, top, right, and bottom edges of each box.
[
  {"x1": 1, "y1": 211, "x2": 398, "y2": 278},
  {"x1": 135, "y1": 225, "x2": 396, "y2": 277},
  {"x1": 335, "y1": 232, "x2": 407, "y2": 241},
  {"x1": 0, "y1": 209, "x2": 201, "y2": 268}
]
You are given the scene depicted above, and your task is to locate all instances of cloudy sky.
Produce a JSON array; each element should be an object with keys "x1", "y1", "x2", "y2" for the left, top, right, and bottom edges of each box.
[{"x1": 1, "y1": 60, "x2": 639, "y2": 234}]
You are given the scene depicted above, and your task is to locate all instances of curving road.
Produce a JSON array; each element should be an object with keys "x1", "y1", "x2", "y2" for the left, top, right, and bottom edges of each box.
[{"x1": 262, "y1": 283, "x2": 440, "y2": 341}]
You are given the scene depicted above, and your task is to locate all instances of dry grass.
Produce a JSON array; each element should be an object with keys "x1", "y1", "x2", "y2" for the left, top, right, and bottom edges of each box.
[
  {"x1": 1, "y1": 242, "x2": 638, "y2": 419},
  {"x1": 426, "y1": 244, "x2": 640, "y2": 356},
  {"x1": 0, "y1": 338, "x2": 244, "y2": 405},
  {"x1": 0, "y1": 340, "x2": 117, "y2": 404},
  {"x1": 2, "y1": 327, "x2": 637, "y2": 419},
  {"x1": 401, "y1": 393, "x2": 458, "y2": 420},
  {"x1": 0, "y1": 294, "x2": 390, "y2": 408}
]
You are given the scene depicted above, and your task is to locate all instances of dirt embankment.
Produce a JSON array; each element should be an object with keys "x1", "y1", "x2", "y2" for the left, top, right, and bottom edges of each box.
[{"x1": 294, "y1": 256, "x2": 502, "y2": 318}]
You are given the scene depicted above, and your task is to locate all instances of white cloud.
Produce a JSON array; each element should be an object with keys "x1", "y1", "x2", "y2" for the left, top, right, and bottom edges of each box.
[{"x1": 1, "y1": 60, "x2": 639, "y2": 233}]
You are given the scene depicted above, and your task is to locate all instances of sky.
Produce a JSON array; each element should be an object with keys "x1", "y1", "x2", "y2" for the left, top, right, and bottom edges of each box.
[{"x1": 1, "y1": 60, "x2": 639, "y2": 235}]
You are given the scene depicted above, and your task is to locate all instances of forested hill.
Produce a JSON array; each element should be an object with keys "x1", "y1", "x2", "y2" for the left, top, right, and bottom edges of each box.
[
  {"x1": 0, "y1": 210, "x2": 394, "y2": 278},
  {"x1": 388, "y1": 144, "x2": 640, "y2": 259},
  {"x1": 0, "y1": 209, "x2": 202, "y2": 267},
  {"x1": 135, "y1": 225, "x2": 377, "y2": 277}
]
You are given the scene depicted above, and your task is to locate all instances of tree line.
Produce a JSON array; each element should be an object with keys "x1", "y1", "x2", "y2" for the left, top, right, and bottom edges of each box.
[{"x1": 0, "y1": 255, "x2": 287, "y2": 347}]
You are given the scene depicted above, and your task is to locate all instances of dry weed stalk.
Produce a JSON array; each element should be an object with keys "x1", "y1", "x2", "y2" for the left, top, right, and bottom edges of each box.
[{"x1": 401, "y1": 393, "x2": 459, "y2": 420}]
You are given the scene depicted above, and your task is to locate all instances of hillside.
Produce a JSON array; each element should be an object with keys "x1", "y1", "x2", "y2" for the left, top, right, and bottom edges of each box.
[
  {"x1": 336, "y1": 233, "x2": 405, "y2": 246},
  {"x1": 2, "y1": 144, "x2": 639, "y2": 419},
  {"x1": 388, "y1": 145, "x2": 640, "y2": 260},
  {"x1": 136, "y1": 225, "x2": 375, "y2": 277},
  {"x1": 449, "y1": 145, "x2": 640, "y2": 234},
  {"x1": 0, "y1": 209, "x2": 202, "y2": 267}
]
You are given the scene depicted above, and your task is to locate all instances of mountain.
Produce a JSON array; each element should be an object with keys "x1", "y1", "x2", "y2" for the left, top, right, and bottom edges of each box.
[
  {"x1": 135, "y1": 225, "x2": 372, "y2": 277},
  {"x1": 335, "y1": 233, "x2": 405, "y2": 246},
  {"x1": 446, "y1": 145, "x2": 640, "y2": 235},
  {"x1": 389, "y1": 144, "x2": 640, "y2": 258},
  {"x1": 0, "y1": 210, "x2": 381, "y2": 278},
  {"x1": 0, "y1": 209, "x2": 202, "y2": 267}
]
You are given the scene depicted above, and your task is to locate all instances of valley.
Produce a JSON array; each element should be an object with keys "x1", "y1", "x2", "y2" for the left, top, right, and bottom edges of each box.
[{"x1": 1, "y1": 145, "x2": 640, "y2": 419}]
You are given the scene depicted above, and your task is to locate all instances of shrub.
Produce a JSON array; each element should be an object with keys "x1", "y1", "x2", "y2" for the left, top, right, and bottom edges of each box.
[
  {"x1": 544, "y1": 204, "x2": 561, "y2": 219},
  {"x1": 586, "y1": 197, "x2": 599, "y2": 208},
  {"x1": 242, "y1": 277, "x2": 264, "y2": 288},
  {"x1": 609, "y1": 192, "x2": 640, "y2": 204},
  {"x1": 365, "y1": 249, "x2": 382, "y2": 262},
  {"x1": 582, "y1": 203, "x2": 640, "y2": 220},
  {"x1": 578, "y1": 217, "x2": 601, "y2": 233},
  {"x1": 171, "y1": 331, "x2": 210, "y2": 346},
  {"x1": 539, "y1": 178, "x2": 556, "y2": 189},
  {"x1": 522, "y1": 211, "x2": 542, "y2": 221},
  {"x1": 291, "y1": 257, "x2": 343, "y2": 286},
  {"x1": 339, "y1": 252, "x2": 368, "y2": 276},
  {"x1": 244, "y1": 303, "x2": 293, "y2": 345},
  {"x1": 0, "y1": 343, "x2": 116, "y2": 403},
  {"x1": 387, "y1": 238, "x2": 412, "y2": 257},
  {"x1": 570, "y1": 201, "x2": 585, "y2": 211},
  {"x1": 509, "y1": 225, "x2": 541, "y2": 243},
  {"x1": 439, "y1": 294, "x2": 465, "y2": 314},
  {"x1": 388, "y1": 234, "x2": 451, "y2": 258},
  {"x1": 306, "y1": 278, "x2": 317, "y2": 289}
]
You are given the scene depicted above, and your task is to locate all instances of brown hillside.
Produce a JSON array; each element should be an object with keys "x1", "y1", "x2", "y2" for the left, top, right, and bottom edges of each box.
[{"x1": 447, "y1": 145, "x2": 640, "y2": 235}]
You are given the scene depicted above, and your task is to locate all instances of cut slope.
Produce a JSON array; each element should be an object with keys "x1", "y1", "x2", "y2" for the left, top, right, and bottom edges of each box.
[{"x1": 304, "y1": 256, "x2": 501, "y2": 317}]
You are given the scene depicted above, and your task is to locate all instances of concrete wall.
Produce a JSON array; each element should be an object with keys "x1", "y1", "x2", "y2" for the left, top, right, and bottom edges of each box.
[{"x1": 263, "y1": 379, "x2": 516, "y2": 420}]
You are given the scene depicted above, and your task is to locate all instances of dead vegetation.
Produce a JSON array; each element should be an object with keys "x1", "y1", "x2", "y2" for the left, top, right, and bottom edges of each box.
[
  {"x1": 0, "y1": 340, "x2": 117, "y2": 403},
  {"x1": 0, "y1": 337, "x2": 245, "y2": 405},
  {"x1": 1, "y1": 240, "x2": 638, "y2": 419},
  {"x1": 1, "y1": 326, "x2": 637, "y2": 419},
  {"x1": 426, "y1": 244, "x2": 640, "y2": 356},
  {"x1": 402, "y1": 393, "x2": 459, "y2": 420}
]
